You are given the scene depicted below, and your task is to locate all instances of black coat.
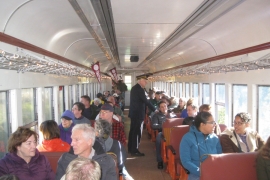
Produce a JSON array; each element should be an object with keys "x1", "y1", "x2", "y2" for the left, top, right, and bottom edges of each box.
[{"x1": 128, "y1": 83, "x2": 156, "y2": 120}]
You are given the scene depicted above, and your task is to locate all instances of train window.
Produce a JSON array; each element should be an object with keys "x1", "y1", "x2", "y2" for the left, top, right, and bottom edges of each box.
[
  {"x1": 76, "y1": 84, "x2": 80, "y2": 101},
  {"x1": 193, "y1": 83, "x2": 199, "y2": 105},
  {"x1": 202, "y1": 83, "x2": 210, "y2": 104},
  {"x1": 0, "y1": 91, "x2": 9, "y2": 158},
  {"x1": 44, "y1": 87, "x2": 54, "y2": 120},
  {"x1": 81, "y1": 84, "x2": 84, "y2": 96},
  {"x1": 21, "y1": 88, "x2": 35, "y2": 125},
  {"x1": 69, "y1": 85, "x2": 73, "y2": 107},
  {"x1": 124, "y1": 75, "x2": 132, "y2": 91},
  {"x1": 59, "y1": 86, "x2": 65, "y2": 119},
  {"x1": 215, "y1": 84, "x2": 225, "y2": 124},
  {"x1": 232, "y1": 85, "x2": 248, "y2": 118},
  {"x1": 257, "y1": 85, "x2": 270, "y2": 140},
  {"x1": 185, "y1": 83, "x2": 190, "y2": 98},
  {"x1": 85, "y1": 84, "x2": 89, "y2": 96},
  {"x1": 179, "y1": 83, "x2": 183, "y2": 97}
]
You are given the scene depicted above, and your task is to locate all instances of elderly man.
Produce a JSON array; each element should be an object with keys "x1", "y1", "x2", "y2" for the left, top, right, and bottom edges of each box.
[
  {"x1": 56, "y1": 124, "x2": 117, "y2": 180},
  {"x1": 151, "y1": 101, "x2": 177, "y2": 169},
  {"x1": 99, "y1": 103, "x2": 127, "y2": 145},
  {"x1": 128, "y1": 75, "x2": 156, "y2": 156}
]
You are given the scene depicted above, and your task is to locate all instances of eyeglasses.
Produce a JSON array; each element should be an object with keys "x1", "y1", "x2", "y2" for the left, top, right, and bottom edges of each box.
[
  {"x1": 100, "y1": 111, "x2": 110, "y2": 115},
  {"x1": 233, "y1": 121, "x2": 245, "y2": 126},
  {"x1": 205, "y1": 121, "x2": 216, "y2": 125}
]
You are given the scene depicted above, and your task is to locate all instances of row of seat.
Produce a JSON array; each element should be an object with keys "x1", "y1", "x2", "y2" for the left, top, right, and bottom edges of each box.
[
  {"x1": 40, "y1": 151, "x2": 123, "y2": 180},
  {"x1": 145, "y1": 115, "x2": 231, "y2": 180}
]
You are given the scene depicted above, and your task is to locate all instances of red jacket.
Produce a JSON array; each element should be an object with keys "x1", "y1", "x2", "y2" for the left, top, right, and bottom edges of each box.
[{"x1": 37, "y1": 138, "x2": 70, "y2": 152}]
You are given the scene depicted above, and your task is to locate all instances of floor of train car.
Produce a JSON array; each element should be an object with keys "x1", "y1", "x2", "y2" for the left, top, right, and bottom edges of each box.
[{"x1": 123, "y1": 109, "x2": 171, "y2": 180}]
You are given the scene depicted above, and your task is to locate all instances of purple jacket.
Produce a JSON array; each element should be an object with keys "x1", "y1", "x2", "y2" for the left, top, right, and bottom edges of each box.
[
  {"x1": 0, "y1": 149, "x2": 55, "y2": 180},
  {"x1": 58, "y1": 123, "x2": 75, "y2": 145}
]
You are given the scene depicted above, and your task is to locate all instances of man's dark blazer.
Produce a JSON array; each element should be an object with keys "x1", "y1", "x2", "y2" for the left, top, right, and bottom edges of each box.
[{"x1": 128, "y1": 83, "x2": 156, "y2": 120}]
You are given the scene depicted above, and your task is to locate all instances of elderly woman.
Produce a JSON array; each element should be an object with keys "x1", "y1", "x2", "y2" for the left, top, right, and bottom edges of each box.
[
  {"x1": 0, "y1": 127, "x2": 55, "y2": 179},
  {"x1": 180, "y1": 112, "x2": 222, "y2": 180},
  {"x1": 95, "y1": 120, "x2": 133, "y2": 180},
  {"x1": 37, "y1": 120, "x2": 70, "y2": 152},
  {"x1": 256, "y1": 136, "x2": 270, "y2": 180},
  {"x1": 58, "y1": 110, "x2": 75, "y2": 144},
  {"x1": 220, "y1": 112, "x2": 264, "y2": 153},
  {"x1": 90, "y1": 98, "x2": 102, "y2": 120}
]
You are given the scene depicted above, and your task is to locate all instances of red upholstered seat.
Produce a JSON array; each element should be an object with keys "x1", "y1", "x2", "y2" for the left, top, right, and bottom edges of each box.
[
  {"x1": 40, "y1": 151, "x2": 66, "y2": 174},
  {"x1": 160, "y1": 118, "x2": 184, "y2": 172},
  {"x1": 200, "y1": 152, "x2": 258, "y2": 180},
  {"x1": 167, "y1": 125, "x2": 189, "y2": 180}
]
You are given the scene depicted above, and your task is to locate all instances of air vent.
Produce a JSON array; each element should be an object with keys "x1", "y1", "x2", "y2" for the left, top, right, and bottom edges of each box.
[{"x1": 130, "y1": 56, "x2": 139, "y2": 62}]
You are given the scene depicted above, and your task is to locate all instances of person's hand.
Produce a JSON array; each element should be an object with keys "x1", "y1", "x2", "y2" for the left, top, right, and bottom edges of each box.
[{"x1": 154, "y1": 110, "x2": 159, "y2": 113}]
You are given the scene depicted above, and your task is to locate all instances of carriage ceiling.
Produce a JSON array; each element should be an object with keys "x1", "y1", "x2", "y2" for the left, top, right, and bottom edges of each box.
[{"x1": 0, "y1": 0, "x2": 270, "y2": 78}]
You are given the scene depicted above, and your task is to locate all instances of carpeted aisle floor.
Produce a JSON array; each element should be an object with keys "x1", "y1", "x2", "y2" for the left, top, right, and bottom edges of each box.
[{"x1": 123, "y1": 109, "x2": 171, "y2": 180}]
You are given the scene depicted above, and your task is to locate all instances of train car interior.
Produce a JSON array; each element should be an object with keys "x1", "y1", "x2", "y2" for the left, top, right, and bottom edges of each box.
[{"x1": 0, "y1": 0, "x2": 270, "y2": 179}]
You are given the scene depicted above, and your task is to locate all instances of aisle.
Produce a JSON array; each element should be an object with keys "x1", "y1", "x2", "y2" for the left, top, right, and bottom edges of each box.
[{"x1": 123, "y1": 109, "x2": 171, "y2": 180}]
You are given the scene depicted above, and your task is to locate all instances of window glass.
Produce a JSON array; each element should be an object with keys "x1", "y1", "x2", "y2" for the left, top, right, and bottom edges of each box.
[
  {"x1": 124, "y1": 75, "x2": 132, "y2": 91},
  {"x1": 76, "y1": 84, "x2": 80, "y2": 101},
  {"x1": 258, "y1": 86, "x2": 270, "y2": 141},
  {"x1": 44, "y1": 87, "x2": 53, "y2": 120},
  {"x1": 232, "y1": 85, "x2": 247, "y2": 117},
  {"x1": 193, "y1": 83, "x2": 199, "y2": 105},
  {"x1": 185, "y1": 83, "x2": 190, "y2": 98},
  {"x1": 59, "y1": 86, "x2": 64, "y2": 119},
  {"x1": 81, "y1": 84, "x2": 84, "y2": 96},
  {"x1": 202, "y1": 83, "x2": 210, "y2": 104},
  {"x1": 0, "y1": 92, "x2": 9, "y2": 158},
  {"x1": 22, "y1": 89, "x2": 35, "y2": 125},
  {"x1": 215, "y1": 84, "x2": 225, "y2": 124},
  {"x1": 69, "y1": 85, "x2": 73, "y2": 107},
  {"x1": 179, "y1": 83, "x2": 183, "y2": 97}
]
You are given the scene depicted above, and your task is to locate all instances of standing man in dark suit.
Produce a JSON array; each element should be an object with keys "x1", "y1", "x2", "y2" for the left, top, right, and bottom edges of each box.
[{"x1": 128, "y1": 75, "x2": 156, "y2": 156}]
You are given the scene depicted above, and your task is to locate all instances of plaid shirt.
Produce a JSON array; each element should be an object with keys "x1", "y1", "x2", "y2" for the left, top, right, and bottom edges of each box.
[{"x1": 111, "y1": 118, "x2": 127, "y2": 145}]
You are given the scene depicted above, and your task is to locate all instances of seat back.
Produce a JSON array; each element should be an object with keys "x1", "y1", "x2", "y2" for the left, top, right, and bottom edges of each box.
[
  {"x1": 219, "y1": 124, "x2": 227, "y2": 132},
  {"x1": 200, "y1": 152, "x2": 258, "y2": 180},
  {"x1": 162, "y1": 118, "x2": 184, "y2": 146},
  {"x1": 107, "y1": 152, "x2": 120, "y2": 179},
  {"x1": 40, "y1": 151, "x2": 66, "y2": 174},
  {"x1": 170, "y1": 125, "x2": 190, "y2": 159}
]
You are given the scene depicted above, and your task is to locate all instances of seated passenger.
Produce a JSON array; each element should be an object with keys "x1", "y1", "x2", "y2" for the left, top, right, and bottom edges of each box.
[
  {"x1": 0, "y1": 127, "x2": 55, "y2": 179},
  {"x1": 173, "y1": 97, "x2": 186, "y2": 114},
  {"x1": 180, "y1": 98, "x2": 193, "y2": 118},
  {"x1": 95, "y1": 120, "x2": 133, "y2": 180},
  {"x1": 90, "y1": 93, "x2": 105, "y2": 105},
  {"x1": 59, "y1": 110, "x2": 75, "y2": 145},
  {"x1": 99, "y1": 104, "x2": 127, "y2": 145},
  {"x1": 182, "y1": 104, "x2": 197, "y2": 126},
  {"x1": 256, "y1": 136, "x2": 270, "y2": 180},
  {"x1": 37, "y1": 120, "x2": 70, "y2": 152},
  {"x1": 107, "y1": 96, "x2": 125, "y2": 122},
  {"x1": 72, "y1": 102, "x2": 91, "y2": 125},
  {"x1": 151, "y1": 101, "x2": 177, "y2": 169},
  {"x1": 168, "y1": 96, "x2": 178, "y2": 109},
  {"x1": 180, "y1": 112, "x2": 222, "y2": 179},
  {"x1": 56, "y1": 124, "x2": 117, "y2": 180},
  {"x1": 199, "y1": 104, "x2": 221, "y2": 135},
  {"x1": 220, "y1": 112, "x2": 264, "y2": 153},
  {"x1": 61, "y1": 157, "x2": 101, "y2": 180},
  {"x1": 80, "y1": 95, "x2": 92, "y2": 120},
  {"x1": 90, "y1": 98, "x2": 102, "y2": 120}
]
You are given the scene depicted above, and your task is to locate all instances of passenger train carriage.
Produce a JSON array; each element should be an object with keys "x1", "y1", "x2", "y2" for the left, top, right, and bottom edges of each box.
[{"x1": 0, "y1": 0, "x2": 270, "y2": 179}]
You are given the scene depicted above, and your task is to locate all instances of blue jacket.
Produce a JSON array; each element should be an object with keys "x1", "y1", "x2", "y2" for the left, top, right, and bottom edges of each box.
[
  {"x1": 58, "y1": 123, "x2": 75, "y2": 145},
  {"x1": 180, "y1": 125, "x2": 222, "y2": 177},
  {"x1": 180, "y1": 109, "x2": 188, "y2": 118}
]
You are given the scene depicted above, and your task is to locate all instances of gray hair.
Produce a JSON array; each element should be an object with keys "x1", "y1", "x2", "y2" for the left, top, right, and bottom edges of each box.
[
  {"x1": 72, "y1": 124, "x2": 96, "y2": 143},
  {"x1": 235, "y1": 112, "x2": 251, "y2": 123},
  {"x1": 94, "y1": 98, "x2": 101, "y2": 104},
  {"x1": 65, "y1": 157, "x2": 101, "y2": 180},
  {"x1": 95, "y1": 120, "x2": 112, "y2": 138}
]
